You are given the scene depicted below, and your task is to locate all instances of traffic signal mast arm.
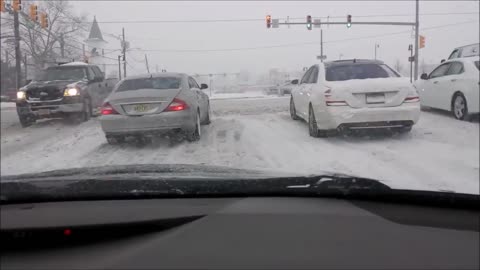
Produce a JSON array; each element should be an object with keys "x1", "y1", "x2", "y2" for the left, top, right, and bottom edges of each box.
[{"x1": 273, "y1": 21, "x2": 415, "y2": 26}]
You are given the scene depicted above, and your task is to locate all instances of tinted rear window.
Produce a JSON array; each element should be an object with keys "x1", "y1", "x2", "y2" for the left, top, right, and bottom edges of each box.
[
  {"x1": 475, "y1": 61, "x2": 479, "y2": 70},
  {"x1": 116, "y1": 77, "x2": 181, "y2": 92},
  {"x1": 326, "y1": 64, "x2": 399, "y2": 81}
]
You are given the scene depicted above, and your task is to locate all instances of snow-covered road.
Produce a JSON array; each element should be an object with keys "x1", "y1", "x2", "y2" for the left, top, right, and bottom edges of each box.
[{"x1": 1, "y1": 97, "x2": 478, "y2": 194}]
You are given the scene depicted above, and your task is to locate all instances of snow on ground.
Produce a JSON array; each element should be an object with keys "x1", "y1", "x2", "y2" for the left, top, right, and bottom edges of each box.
[
  {"x1": 210, "y1": 91, "x2": 274, "y2": 100},
  {"x1": 1, "y1": 97, "x2": 478, "y2": 195},
  {"x1": 1, "y1": 102, "x2": 16, "y2": 110}
]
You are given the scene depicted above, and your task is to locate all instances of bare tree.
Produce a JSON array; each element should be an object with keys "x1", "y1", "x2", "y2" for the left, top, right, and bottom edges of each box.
[{"x1": 1, "y1": 1, "x2": 87, "y2": 69}]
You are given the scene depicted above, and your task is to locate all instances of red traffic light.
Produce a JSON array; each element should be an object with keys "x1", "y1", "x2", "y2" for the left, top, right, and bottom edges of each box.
[{"x1": 266, "y1": 15, "x2": 271, "y2": 28}]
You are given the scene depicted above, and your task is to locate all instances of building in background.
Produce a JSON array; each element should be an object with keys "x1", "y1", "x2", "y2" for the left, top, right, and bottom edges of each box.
[{"x1": 85, "y1": 16, "x2": 108, "y2": 76}]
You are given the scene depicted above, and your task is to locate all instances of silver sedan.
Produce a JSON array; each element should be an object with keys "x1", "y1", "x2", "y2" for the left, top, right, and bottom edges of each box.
[{"x1": 99, "y1": 73, "x2": 210, "y2": 144}]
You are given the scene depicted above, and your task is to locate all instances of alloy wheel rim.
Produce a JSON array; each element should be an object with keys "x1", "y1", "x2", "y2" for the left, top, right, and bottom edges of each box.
[{"x1": 454, "y1": 96, "x2": 465, "y2": 118}]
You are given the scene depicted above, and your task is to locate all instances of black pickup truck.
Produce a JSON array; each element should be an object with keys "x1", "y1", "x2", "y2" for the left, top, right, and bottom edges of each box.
[{"x1": 16, "y1": 63, "x2": 118, "y2": 127}]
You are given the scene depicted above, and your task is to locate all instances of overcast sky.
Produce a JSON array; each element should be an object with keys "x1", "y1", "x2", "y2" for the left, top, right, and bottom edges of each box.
[{"x1": 72, "y1": 1, "x2": 479, "y2": 76}]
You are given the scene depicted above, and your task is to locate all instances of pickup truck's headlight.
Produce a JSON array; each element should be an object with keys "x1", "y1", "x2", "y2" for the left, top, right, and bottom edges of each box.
[
  {"x1": 64, "y1": 87, "x2": 80, "y2": 96},
  {"x1": 16, "y1": 91, "x2": 26, "y2": 100}
]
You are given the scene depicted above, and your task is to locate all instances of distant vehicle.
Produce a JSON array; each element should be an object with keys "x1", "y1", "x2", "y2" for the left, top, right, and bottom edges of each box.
[
  {"x1": 447, "y1": 43, "x2": 479, "y2": 60},
  {"x1": 263, "y1": 84, "x2": 280, "y2": 95},
  {"x1": 99, "y1": 73, "x2": 210, "y2": 144},
  {"x1": 415, "y1": 57, "x2": 479, "y2": 120},
  {"x1": 278, "y1": 80, "x2": 298, "y2": 96},
  {"x1": 15, "y1": 62, "x2": 117, "y2": 127},
  {"x1": 290, "y1": 59, "x2": 420, "y2": 137}
]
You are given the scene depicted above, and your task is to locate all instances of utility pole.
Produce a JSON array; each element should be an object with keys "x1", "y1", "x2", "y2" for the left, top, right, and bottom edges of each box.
[
  {"x1": 144, "y1": 54, "x2": 150, "y2": 73},
  {"x1": 374, "y1": 43, "x2": 380, "y2": 60},
  {"x1": 122, "y1": 27, "x2": 126, "y2": 78},
  {"x1": 24, "y1": 54, "x2": 27, "y2": 83},
  {"x1": 414, "y1": 0, "x2": 420, "y2": 80},
  {"x1": 82, "y1": 44, "x2": 86, "y2": 62},
  {"x1": 408, "y1": 44, "x2": 414, "y2": 83},
  {"x1": 118, "y1": 55, "x2": 122, "y2": 80},
  {"x1": 320, "y1": 29, "x2": 324, "y2": 62},
  {"x1": 59, "y1": 34, "x2": 65, "y2": 58},
  {"x1": 13, "y1": 11, "x2": 22, "y2": 88}
]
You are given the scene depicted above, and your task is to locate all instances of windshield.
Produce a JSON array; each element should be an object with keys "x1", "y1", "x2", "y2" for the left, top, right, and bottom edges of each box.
[
  {"x1": 39, "y1": 67, "x2": 87, "y2": 81},
  {"x1": 116, "y1": 77, "x2": 181, "y2": 92},
  {"x1": 326, "y1": 63, "x2": 399, "y2": 81},
  {"x1": 1, "y1": 0, "x2": 479, "y2": 202}
]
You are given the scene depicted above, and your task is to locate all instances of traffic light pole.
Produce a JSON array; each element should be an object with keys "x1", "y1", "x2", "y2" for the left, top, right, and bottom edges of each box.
[{"x1": 122, "y1": 28, "x2": 127, "y2": 78}]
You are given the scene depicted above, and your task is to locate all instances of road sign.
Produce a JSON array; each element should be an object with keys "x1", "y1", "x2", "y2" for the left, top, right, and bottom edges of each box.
[
  {"x1": 317, "y1": 55, "x2": 327, "y2": 60},
  {"x1": 272, "y1": 19, "x2": 279, "y2": 28},
  {"x1": 314, "y1": 19, "x2": 321, "y2": 28},
  {"x1": 408, "y1": 56, "x2": 415, "y2": 62}
]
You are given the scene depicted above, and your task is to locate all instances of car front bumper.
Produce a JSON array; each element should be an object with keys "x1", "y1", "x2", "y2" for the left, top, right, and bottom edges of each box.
[
  {"x1": 16, "y1": 97, "x2": 84, "y2": 118},
  {"x1": 315, "y1": 102, "x2": 421, "y2": 130},
  {"x1": 100, "y1": 110, "x2": 195, "y2": 135}
]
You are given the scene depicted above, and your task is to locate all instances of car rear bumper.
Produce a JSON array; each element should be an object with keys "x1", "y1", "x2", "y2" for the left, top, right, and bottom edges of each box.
[
  {"x1": 100, "y1": 110, "x2": 194, "y2": 135},
  {"x1": 316, "y1": 102, "x2": 420, "y2": 130}
]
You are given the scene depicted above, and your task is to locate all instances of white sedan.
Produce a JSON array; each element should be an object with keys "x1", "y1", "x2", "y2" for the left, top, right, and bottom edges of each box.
[
  {"x1": 290, "y1": 59, "x2": 420, "y2": 137},
  {"x1": 415, "y1": 57, "x2": 479, "y2": 120}
]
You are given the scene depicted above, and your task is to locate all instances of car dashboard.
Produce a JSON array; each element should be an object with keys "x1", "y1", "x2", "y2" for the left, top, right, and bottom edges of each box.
[{"x1": 1, "y1": 197, "x2": 479, "y2": 269}]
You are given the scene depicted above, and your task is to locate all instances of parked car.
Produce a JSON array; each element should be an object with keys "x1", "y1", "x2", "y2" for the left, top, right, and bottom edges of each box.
[
  {"x1": 415, "y1": 57, "x2": 479, "y2": 120},
  {"x1": 447, "y1": 43, "x2": 479, "y2": 60},
  {"x1": 290, "y1": 59, "x2": 420, "y2": 137},
  {"x1": 15, "y1": 62, "x2": 117, "y2": 127},
  {"x1": 99, "y1": 73, "x2": 210, "y2": 144}
]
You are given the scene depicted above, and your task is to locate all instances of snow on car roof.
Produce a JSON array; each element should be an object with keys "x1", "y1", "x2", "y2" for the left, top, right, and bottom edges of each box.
[
  {"x1": 61, "y1": 62, "x2": 89, "y2": 66},
  {"x1": 125, "y1": 73, "x2": 184, "y2": 80}
]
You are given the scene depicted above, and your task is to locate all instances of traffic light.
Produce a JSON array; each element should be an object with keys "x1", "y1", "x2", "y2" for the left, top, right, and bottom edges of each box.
[
  {"x1": 12, "y1": 0, "x2": 22, "y2": 11},
  {"x1": 419, "y1": 35, "x2": 425, "y2": 49},
  {"x1": 40, "y1": 13, "x2": 48, "y2": 29},
  {"x1": 347, "y1": 14, "x2": 352, "y2": 28},
  {"x1": 266, "y1": 15, "x2": 271, "y2": 28},
  {"x1": 1, "y1": 0, "x2": 6, "y2": 13},
  {"x1": 29, "y1": 4, "x2": 38, "y2": 22},
  {"x1": 306, "y1": 15, "x2": 312, "y2": 30}
]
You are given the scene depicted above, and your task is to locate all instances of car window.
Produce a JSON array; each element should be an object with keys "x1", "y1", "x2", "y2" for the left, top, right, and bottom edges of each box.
[
  {"x1": 91, "y1": 66, "x2": 104, "y2": 78},
  {"x1": 300, "y1": 68, "x2": 313, "y2": 84},
  {"x1": 474, "y1": 61, "x2": 479, "y2": 70},
  {"x1": 191, "y1": 77, "x2": 200, "y2": 88},
  {"x1": 308, "y1": 66, "x2": 319, "y2": 84},
  {"x1": 448, "y1": 49, "x2": 460, "y2": 59},
  {"x1": 429, "y1": 63, "x2": 451, "y2": 79},
  {"x1": 188, "y1": 77, "x2": 199, "y2": 89},
  {"x1": 325, "y1": 63, "x2": 398, "y2": 81},
  {"x1": 116, "y1": 77, "x2": 181, "y2": 92},
  {"x1": 446, "y1": 62, "x2": 464, "y2": 75},
  {"x1": 86, "y1": 68, "x2": 96, "y2": 80}
]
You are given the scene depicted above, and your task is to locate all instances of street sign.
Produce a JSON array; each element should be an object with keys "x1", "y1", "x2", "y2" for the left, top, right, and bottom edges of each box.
[
  {"x1": 272, "y1": 19, "x2": 279, "y2": 28},
  {"x1": 317, "y1": 55, "x2": 327, "y2": 60},
  {"x1": 314, "y1": 19, "x2": 321, "y2": 28},
  {"x1": 408, "y1": 56, "x2": 415, "y2": 62}
]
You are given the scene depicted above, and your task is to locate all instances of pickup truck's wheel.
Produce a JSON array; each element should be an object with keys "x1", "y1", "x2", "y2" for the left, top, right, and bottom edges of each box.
[
  {"x1": 106, "y1": 135, "x2": 125, "y2": 145},
  {"x1": 19, "y1": 115, "x2": 35, "y2": 128},
  {"x1": 69, "y1": 98, "x2": 92, "y2": 123}
]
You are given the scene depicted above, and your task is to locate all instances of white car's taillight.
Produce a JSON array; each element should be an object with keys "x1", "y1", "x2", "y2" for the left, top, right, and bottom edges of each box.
[
  {"x1": 404, "y1": 88, "x2": 420, "y2": 103},
  {"x1": 324, "y1": 89, "x2": 348, "y2": 106}
]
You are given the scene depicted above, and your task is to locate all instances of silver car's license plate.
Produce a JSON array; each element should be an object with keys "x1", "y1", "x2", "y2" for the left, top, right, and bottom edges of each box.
[
  {"x1": 133, "y1": 104, "x2": 150, "y2": 112},
  {"x1": 366, "y1": 93, "x2": 385, "y2": 104}
]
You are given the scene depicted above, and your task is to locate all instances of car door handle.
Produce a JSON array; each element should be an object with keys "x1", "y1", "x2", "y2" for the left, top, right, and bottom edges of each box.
[
  {"x1": 433, "y1": 81, "x2": 439, "y2": 84},
  {"x1": 451, "y1": 79, "x2": 457, "y2": 82}
]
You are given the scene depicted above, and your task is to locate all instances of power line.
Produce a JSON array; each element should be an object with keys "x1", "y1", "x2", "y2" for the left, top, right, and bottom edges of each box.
[
  {"x1": 128, "y1": 20, "x2": 478, "y2": 53},
  {"x1": 70, "y1": 12, "x2": 479, "y2": 24}
]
